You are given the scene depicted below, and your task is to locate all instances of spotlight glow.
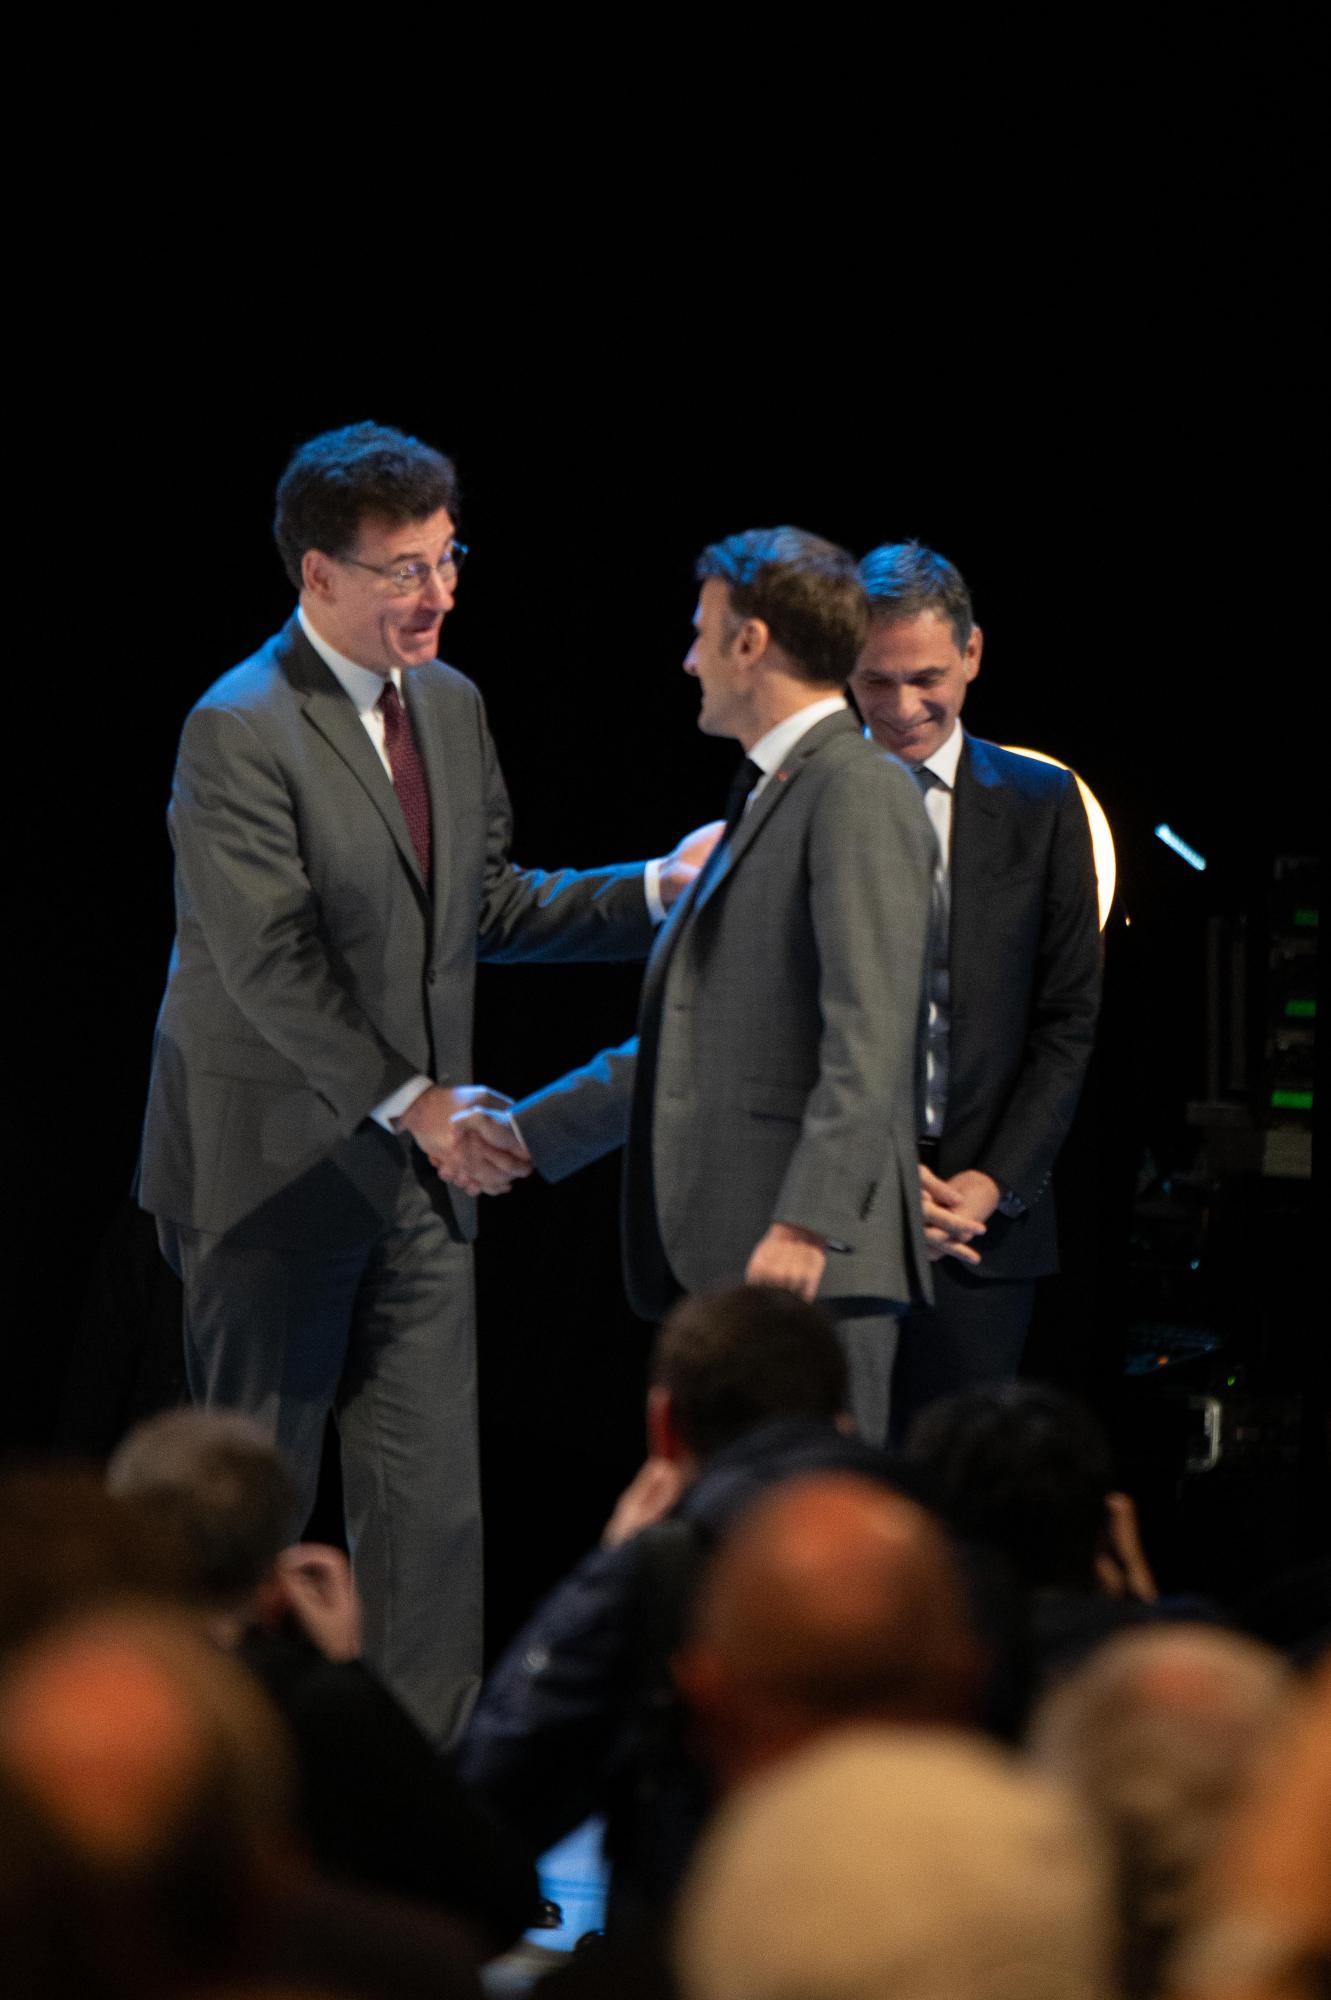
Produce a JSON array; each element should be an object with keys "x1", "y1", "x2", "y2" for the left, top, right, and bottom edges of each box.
[{"x1": 1001, "y1": 748, "x2": 1116, "y2": 929}]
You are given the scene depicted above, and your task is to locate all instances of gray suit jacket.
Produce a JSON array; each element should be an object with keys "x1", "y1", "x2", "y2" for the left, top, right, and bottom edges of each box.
[
  {"x1": 516, "y1": 709, "x2": 936, "y2": 1318},
  {"x1": 137, "y1": 619, "x2": 655, "y2": 1250}
]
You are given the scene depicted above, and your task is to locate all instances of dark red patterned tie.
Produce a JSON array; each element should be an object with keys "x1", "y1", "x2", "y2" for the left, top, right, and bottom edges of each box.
[{"x1": 377, "y1": 681, "x2": 432, "y2": 885}]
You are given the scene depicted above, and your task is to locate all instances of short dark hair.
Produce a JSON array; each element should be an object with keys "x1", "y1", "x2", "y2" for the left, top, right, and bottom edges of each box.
[
  {"x1": 858, "y1": 540, "x2": 974, "y2": 651},
  {"x1": 107, "y1": 1410, "x2": 295, "y2": 1609},
  {"x1": 652, "y1": 1286, "x2": 848, "y2": 1463},
  {"x1": 696, "y1": 527, "x2": 868, "y2": 687},
  {"x1": 902, "y1": 1382, "x2": 1116, "y2": 1589},
  {"x1": 272, "y1": 420, "x2": 460, "y2": 588}
]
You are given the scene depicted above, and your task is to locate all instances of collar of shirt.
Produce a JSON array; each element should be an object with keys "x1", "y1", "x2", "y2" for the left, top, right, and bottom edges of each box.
[
  {"x1": 917, "y1": 720, "x2": 965, "y2": 790},
  {"x1": 747, "y1": 694, "x2": 848, "y2": 796},
  {"x1": 298, "y1": 604, "x2": 403, "y2": 714}
]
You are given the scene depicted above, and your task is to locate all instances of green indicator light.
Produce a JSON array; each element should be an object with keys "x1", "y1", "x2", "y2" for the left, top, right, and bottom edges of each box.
[
  {"x1": 1293, "y1": 908, "x2": 1318, "y2": 927},
  {"x1": 1270, "y1": 1090, "x2": 1313, "y2": 1110},
  {"x1": 1285, "y1": 999, "x2": 1316, "y2": 1018},
  {"x1": 1226, "y1": 1375, "x2": 1237, "y2": 1387}
]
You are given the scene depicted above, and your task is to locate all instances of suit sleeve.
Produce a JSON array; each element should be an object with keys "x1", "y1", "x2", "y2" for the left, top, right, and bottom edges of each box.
[
  {"x1": 170, "y1": 702, "x2": 418, "y2": 1131},
  {"x1": 773, "y1": 755, "x2": 934, "y2": 1246},
  {"x1": 975, "y1": 772, "x2": 1102, "y2": 1209},
  {"x1": 471, "y1": 693, "x2": 657, "y2": 967},
  {"x1": 512, "y1": 1039, "x2": 639, "y2": 1182}
]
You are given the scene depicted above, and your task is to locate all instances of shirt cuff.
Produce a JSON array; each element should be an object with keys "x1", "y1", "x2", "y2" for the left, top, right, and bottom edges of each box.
[
  {"x1": 644, "y1": 858, "x2": 667, "y2": 925},
  {"x1": 372, "y1": 1074, "x2": 433, "y2": 1131}
]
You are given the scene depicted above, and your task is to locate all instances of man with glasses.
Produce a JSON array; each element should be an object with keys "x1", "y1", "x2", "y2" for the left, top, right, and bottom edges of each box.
[{"x1": 137, "y1": 421, "x2": 709, "y2": 1747}]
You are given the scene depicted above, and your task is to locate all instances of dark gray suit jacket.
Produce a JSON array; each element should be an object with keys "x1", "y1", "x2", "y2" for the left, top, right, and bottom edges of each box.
[
  {"x1": 515, "y1": 710, "x2": 936, "y2": 1318},
  {"x1": 939, "y1": 734, "x2": 1102, "y2": 1280},
  {"x1": 137, "y1": 619, "x2": 655, "y2": 1250}
]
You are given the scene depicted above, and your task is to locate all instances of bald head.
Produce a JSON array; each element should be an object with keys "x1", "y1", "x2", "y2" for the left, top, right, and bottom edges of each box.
[
  {"x1": 675, "y1": 1729, "x2": 1113, "y2": 2000},
  {"x1": 0, "y1": 1608, "x2": 291, "y2": 1867},
  {"x1": 1030, "y1": 1626, "x2": 1291, "y2": 1995},
  {"x1": 0, "y1": 1608, "x2": 295, "y2": 1991},
  {"x1": 676, "y1": 1474, "x2": 981, "y2": 1786}
]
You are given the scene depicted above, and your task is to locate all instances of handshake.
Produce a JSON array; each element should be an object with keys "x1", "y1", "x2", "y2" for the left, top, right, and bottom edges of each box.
[{"x1": 396, "y1": 1083, "x2": 533, "y2": 1198}]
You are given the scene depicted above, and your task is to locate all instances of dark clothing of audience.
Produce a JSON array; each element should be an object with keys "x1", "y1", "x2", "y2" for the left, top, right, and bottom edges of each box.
[
  {"x1": 533, "y1": 1923, "x2": 678, "y2": 1999},
  {"x1": 263, "y1": 1872, "x2": 487, "y2": 1999},
  {"x1": 459, "y1": 1419, "x2": 932, "y2": 1921},
  {"x1": 240, "y1": 1622, "x2": 541, "y2": 1955}
]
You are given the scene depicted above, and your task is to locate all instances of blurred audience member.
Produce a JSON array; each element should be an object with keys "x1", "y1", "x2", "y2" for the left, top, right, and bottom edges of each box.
[
  {"x1": 904, "y1": 1382, "x2": 1218, "y2": 1700},
  {"x1": 0, "y1": 1605, "x2": 484, "y2": 1999},
  {"x1": 1168, "y1": 1652, "x2": 1331, "y2": 2000},
  {"x1": 460, "y1": 1286, "x2": 918, "y2": 1922},
  {"x1": 1031, "y1": 1625, "x2": 1292, "y2": 1997},
  {"x1": 107, "y1": 1406, "x2": 539, "y2": 1954},
  {"x1": 674, "y1": 1471, "x2": 982, "y2": 1788},
  {"x1": 674, "y1": 1728, "x2": 1115, "y2": 2000},
  {"x1": 0, "y1": 1604, "x2": 295, "y2": 1996},
  {"x1": 0, "y1": 1465, "x2": 189, "y2": 1658}
]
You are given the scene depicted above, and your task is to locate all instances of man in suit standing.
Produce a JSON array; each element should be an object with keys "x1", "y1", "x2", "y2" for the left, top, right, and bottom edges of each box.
[
  {"x1": 137, "y1": 421, "x2": 707, "y2": 1746},
  {"x1": 848, "y1": 541, "x2": 1102, "y2": 1440},
  {"x1": 452, "y1": 528, "x2": 936, "y2": 1439}
]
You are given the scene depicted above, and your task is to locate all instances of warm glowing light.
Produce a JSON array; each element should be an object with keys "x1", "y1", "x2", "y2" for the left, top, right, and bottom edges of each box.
[{"x1": 1000, "y1": 749, "x2": 1116, "y2": 929}]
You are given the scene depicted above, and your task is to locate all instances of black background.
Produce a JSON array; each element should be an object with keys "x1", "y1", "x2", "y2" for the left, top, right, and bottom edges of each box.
[{"x1": 13, "y1": 163, "x2": 1319, "y2": 1640}]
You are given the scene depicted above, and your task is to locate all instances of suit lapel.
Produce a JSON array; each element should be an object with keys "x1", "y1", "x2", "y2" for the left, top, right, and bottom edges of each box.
[
  {"x1": 283, "y1": 622, "x2": 430, "y2": 906},
  {"x1": 948, "y1": 734, "x2": 1004, "y2": 999},
  {"x1": 689, "y1": 708, "x2": 860, "y2": 920}
]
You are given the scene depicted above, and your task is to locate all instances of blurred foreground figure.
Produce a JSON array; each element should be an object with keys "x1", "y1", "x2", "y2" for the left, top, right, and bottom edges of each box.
[
  {"x1": 1168, "y1": 1652, "x2": 1331, "y2": 2000},
  {"x1": 674, "y1": 1728, "x2": 1114, "y2": 2000},
  {"x1": 675, "y1": 1470, "x2": 983, "y2": 1787},
  {"x1": 108, "y1": 1406, "x2": 539, "y2": 1952},
  {"x1": 1032, "y1": 1625, "x2": 1292, "y2": 1998},
  {"x1": 903, "y1": 1381, "x2": 1221, "y2": 1708},
  {"x1": 0, "y1": 1606, "x2": 484, "y2": 1999},
  {"x1": 0, "y1": 1605, "x2": 293, "y2": 1997}
]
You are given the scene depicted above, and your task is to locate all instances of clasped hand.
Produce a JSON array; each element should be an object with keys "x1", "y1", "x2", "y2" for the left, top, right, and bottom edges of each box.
[
  {"x1": 398, "y1": 1083, "x2": 533, "y2": 1197},
  {"x1": 918, "y1": 1163, "x2": 996, "y2": 1264}
]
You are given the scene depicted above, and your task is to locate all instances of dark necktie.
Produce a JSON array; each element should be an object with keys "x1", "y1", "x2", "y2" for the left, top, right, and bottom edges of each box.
[
  {"x1": 694, "y1": 756, "x2": 763, "y2": 901},
  {"x1": 913, "y1": 764, "x2": 951, "y2": 1138},
  {"x1": 722, "y1": 756, "x2": 763, "y2": 838},
  {"x1": 377, "y1": 681, "x2": 432, "y2": 885}
]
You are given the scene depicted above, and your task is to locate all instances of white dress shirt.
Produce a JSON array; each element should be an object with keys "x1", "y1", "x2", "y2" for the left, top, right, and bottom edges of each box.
[
  {"x1": 744, "y1": 694, "x2": 848, "y2": 805},
  {"x1": 912, "y1": 718, "x2": 965, "y2": 869}
]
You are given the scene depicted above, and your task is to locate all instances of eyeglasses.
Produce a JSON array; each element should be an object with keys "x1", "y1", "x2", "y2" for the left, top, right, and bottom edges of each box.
[{"x1": 339, "y1": 543, "x2": 469, "y2": 593}]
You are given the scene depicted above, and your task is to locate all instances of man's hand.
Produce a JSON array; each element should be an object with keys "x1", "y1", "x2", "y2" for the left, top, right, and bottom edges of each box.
[
  {"x1": 658, "y1": 820, "x2": 725, "y2": 909},
  {"x1": 945, "y1": 1169, "x2": 1003, "y2": 1225},
  {"x1": 601, "y1": 1457, "x2": 686, "y2": 1548},
  {"x1": 397, "y1": 1085, "x2": 530, "y2": 1195},
  {"x1": 443, "y1": 1106, "x2": 534, "y2": 1197},
  {"x1": 272, "y1": 1543, "x2": 363, "y2": 1661},
  {"x1": 745, "y1": 1222, "x2": 827, "y2": 1301},
  {"x1": 919, "y1": 1162, "x2": 988, "y2": 1266}
]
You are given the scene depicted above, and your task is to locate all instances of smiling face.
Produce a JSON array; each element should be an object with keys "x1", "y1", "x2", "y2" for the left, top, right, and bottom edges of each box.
[
  {"x1": 849, "y1": 609, "x2": 982, "y2": 766},
  {"x1": 301, "y1": 506, "x2": 458, "y2": 675}
]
